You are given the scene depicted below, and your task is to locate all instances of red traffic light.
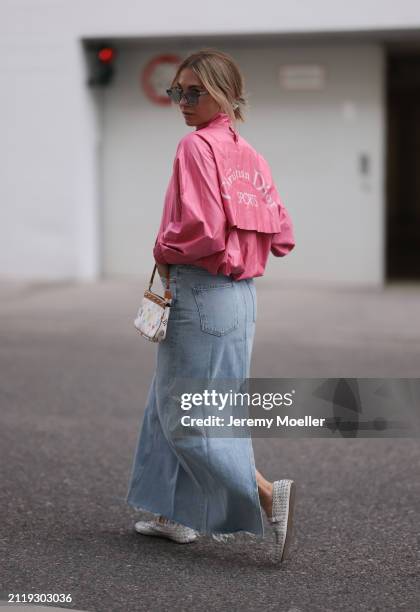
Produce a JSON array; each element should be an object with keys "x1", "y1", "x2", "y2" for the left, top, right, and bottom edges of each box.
[{"x1": 98, "y1": 47, "x2": 115, "y2": 63}]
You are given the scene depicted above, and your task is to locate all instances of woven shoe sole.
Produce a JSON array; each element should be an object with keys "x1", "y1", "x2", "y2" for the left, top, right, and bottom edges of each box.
[
  {"x1": 269, "y1": 479, "x2": 296, "y2": 563},
  {"x1": 134, "y1": 519, "x2": 198, "y2": 544}
]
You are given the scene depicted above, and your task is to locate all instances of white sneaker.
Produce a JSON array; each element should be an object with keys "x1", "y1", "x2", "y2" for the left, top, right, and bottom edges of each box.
[
  {"x1": 134, "y1": 517, "x2": 199, "y2": 544},
  {"x1": 268, "y1": 479, "x2": 296, "y2": 563}
]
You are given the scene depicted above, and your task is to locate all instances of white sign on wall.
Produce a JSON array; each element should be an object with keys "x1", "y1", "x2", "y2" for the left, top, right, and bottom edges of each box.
[{"x1": 279, "y1": 64, "x2": 326, "y2": 90}]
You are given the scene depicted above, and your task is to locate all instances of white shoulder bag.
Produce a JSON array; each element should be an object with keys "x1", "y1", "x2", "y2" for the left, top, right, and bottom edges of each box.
[{"x1": 134, "y1": 264, "x2": 172, "y2": 342}]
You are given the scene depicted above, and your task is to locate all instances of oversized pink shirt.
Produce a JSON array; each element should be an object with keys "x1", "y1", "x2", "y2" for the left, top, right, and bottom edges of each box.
[{"x1": 153, "y1": 111, "x2": 295, "y2": 280}]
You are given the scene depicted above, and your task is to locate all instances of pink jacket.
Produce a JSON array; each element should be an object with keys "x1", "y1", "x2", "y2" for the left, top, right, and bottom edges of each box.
[{"x1": 153, "y1": 111, "x2": 295, "y2": 280}]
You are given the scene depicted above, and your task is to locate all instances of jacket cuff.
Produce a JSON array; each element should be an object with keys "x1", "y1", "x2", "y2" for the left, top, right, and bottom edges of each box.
[{"x1": 153, "y1": 242, "x2": 167, "y2": 265}]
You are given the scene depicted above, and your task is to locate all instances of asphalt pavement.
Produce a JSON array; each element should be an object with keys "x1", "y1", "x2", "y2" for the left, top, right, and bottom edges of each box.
[{"x1": 0, "y1": 276, "x2": 419, "y2": 612}]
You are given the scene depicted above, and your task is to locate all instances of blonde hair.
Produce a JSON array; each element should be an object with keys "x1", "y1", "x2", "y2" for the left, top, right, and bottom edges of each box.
[{"x1": 170, "y1": 48, "x2": 248, "y2": 124}]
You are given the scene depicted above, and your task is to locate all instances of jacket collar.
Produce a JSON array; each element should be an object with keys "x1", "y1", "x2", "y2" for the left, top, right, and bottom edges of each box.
[{"x1": 195, "y1": 111, "x2": 238, "y2": 142}]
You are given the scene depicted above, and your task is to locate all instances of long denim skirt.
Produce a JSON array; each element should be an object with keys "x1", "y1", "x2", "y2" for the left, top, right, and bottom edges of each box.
[{"x1": 125, "y1": 264, "x2": 264, "y2": 538}]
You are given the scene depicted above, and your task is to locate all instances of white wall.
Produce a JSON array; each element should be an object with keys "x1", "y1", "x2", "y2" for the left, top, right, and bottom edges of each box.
[{"x1": 1, "y1": 0, "x2": 416, "y2": 283}]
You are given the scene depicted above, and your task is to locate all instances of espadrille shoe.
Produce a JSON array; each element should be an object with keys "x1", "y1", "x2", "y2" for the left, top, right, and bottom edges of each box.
[
  {"x1": 268, "y1": 479, "x2": 296, "y2": 562},
  {"x1": 134, "y1": 517, "x2": 198, "y2": 544}
]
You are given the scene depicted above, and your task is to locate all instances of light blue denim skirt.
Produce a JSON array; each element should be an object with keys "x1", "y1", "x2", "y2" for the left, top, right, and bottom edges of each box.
[{"x1": 125, "y1": 264, "x2": 264, "y2": 538}]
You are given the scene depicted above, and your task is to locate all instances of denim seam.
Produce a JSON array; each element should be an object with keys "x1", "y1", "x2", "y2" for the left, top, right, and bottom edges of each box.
[{"x1": 239, "y1": 280, "x2": 264, "y2": 537}]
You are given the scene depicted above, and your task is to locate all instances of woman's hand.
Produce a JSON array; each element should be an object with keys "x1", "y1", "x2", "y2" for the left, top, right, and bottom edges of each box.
[{"x1": 156, "y1": 262, "x2": 169, "y2": 279}]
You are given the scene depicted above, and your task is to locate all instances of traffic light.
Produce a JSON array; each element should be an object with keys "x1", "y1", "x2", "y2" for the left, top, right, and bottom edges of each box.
[{"x1": 87, "y1": 43, "x2": 116, "y2": 87}]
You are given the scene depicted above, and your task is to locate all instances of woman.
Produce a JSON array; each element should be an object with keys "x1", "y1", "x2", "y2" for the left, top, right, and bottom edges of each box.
[{"x1": 126, "y1": 49, "x2": 296, "y2": 563}]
